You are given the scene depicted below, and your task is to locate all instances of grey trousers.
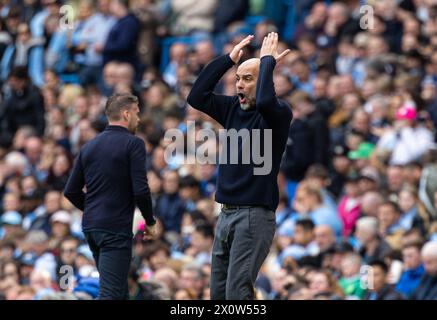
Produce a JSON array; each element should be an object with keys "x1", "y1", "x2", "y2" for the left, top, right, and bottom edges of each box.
[{"x1": 210, "y1": 206, "x2": 276, "y2": 300}]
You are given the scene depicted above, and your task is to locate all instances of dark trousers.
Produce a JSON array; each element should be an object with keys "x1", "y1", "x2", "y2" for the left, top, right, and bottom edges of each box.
[
  {"x1": 84, "y1": 230, "x2": 133, "y2": 300},
  {"x1": 210, "y1": 206, "x2": 276, "y2": 300}
]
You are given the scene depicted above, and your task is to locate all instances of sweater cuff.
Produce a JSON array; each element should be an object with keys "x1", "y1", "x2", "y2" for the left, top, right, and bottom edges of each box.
[
  {"x1": 260, "y1": 55, "x2": 277, "y2": 66},
  {"x1": 225, "y1": 54, "x2": 236, "y2": 66}
]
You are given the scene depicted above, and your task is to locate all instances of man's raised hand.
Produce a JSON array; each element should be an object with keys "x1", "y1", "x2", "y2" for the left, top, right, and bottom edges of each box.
[
  {"x1": 260, "y1": 32, "x2": 290, "y2": 62},
  {"x1": 229, "y1": 35, "x2": 254, "y2": 64}
]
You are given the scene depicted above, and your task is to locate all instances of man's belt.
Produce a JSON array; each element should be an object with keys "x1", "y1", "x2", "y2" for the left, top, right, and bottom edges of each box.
[{"x1": 221, "y1": 204, "x2": 254, "y2": 210}]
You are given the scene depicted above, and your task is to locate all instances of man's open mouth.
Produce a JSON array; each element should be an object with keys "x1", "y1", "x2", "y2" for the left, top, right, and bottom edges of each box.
[{"x1": 238, "y1": 93, "x2": 247, "y2": 104}]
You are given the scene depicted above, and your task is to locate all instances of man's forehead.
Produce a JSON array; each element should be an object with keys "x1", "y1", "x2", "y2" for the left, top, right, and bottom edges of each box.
[
  {"x1": 236, "y1": 71, "x2": 256, "y2": 77},
  {"x1": 236, "y1": 66, "x2": 259, "y2": 77},
  {"x1": 237, "y1": 59, "x2": 260, "y2": 75}
]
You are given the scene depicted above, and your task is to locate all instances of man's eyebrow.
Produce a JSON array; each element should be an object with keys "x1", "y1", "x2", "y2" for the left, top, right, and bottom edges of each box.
[{"x1": 236, "y1": 74, "x2": 254, "y2": 77}]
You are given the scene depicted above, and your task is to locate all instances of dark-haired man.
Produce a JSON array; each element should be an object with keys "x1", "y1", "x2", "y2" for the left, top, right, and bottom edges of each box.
[
  {"x1": 64, "y1": 93, "x2": 156, "y2": 299},
  {"x1": 364, "y1": 260, "x2": 404, "y2": 300}
]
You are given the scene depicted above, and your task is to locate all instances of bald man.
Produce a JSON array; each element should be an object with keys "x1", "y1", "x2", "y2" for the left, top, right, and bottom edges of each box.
[{"x1": 188, "y1": 33, "x2": 292, "y2": 300}]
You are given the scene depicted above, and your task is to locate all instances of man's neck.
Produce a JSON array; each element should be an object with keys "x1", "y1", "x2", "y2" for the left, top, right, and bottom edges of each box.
[{"x1": 109, "y1": 121, "x2": 128, "y2": 129}]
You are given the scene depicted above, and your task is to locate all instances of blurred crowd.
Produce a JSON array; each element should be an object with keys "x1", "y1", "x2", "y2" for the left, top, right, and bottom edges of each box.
[{"x1": 1, "y1": 0, "x2": 437, "y2": 300}]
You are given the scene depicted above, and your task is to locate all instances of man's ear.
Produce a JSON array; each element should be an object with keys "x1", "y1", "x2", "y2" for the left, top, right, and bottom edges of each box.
[{"x1": 122, "y1": 109, "x2": 130, "y2": 121}]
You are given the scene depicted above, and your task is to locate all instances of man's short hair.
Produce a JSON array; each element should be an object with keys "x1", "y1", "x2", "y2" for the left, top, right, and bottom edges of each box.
[
  {"x1": 105, "y1": 93, "x2": 138, "y2": 121},
  {"x1": 114, "y1": 0, "x2": 129, "y2": 8},
  {"x1": 9, "y1": 66, "x2": 29, "y2": 80},
  {"x1": 369, "y1": 259, "x2": 389, "y2": 274},
  {"x1": 380, "y1": 200, "x2": 401, "y2": 214},
  {"x1": 194, "y1": 222, "x2": 214, "y2": 239},
  {"x1": 402, "y1": 241, "x2": 423, "y2": 252},
  {"x1": 295, "y1": 218, "x2": 315, "y2": 232}
]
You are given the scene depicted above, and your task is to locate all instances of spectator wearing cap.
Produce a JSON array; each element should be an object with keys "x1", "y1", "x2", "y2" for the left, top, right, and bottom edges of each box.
[
  {"x1": 328, "y1": 143, "x2": 351, "y2": 199},
  {"x1": 48, "y1": 210, "x2": 72, "y2": 250},
  {"x1": 19, "y1": 252, "x2": 37, "y2": 286},
  {"x1": 358, "y1": 166, "x2": 380, "y2": 194},
  {"x1": 411, "y1": 241, "x2": 437, "y2": 300},
  {"x1": 25, "y1": 230, "x2": 57, "y2": 282},
  {"x1": 364, "y1": 260, "x2": 404, "y2": 300},
  {"x1": 396, "y1": 242, "x2": 425, "y2": 298},
  {"x1": 320, "y1": 241, "x2": 354, "y2": 278},
  {"x1": 75, "y1": 244, "x2": 95, "y2": 271},
  {"x1": 0, "y1": 211, "x2": 23, "y2": 240},
  {"x1": 0, "y1": 66, "x2": 45, "y2": 146},
  {"x1": 347, "y1": 142, "x2": 375, "y2": 171},
  {"x1": 355, "y1": 216, "x2": 392, "y2": 264},
  {"x1": 377, "y1": 104, "x2": 434, "y2": 165}
]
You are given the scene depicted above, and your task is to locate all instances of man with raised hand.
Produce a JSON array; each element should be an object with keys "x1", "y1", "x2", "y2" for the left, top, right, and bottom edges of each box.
[{"x1": 187, "y1": 33, "x2": 292, "y2": 300}]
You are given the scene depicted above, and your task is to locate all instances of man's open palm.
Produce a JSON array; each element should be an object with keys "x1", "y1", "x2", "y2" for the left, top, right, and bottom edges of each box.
[{"x1": 260, "y1": 32, "x2": 290, "y2": 62}]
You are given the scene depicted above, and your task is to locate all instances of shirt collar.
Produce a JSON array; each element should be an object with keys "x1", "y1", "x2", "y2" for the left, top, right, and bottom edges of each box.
[{"x1": 105, "y1": 125, "x2": 130, "y2": 133}]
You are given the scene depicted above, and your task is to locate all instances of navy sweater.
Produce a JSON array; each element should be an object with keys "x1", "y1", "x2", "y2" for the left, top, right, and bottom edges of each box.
[
  {"x1": 103, "y1": 13, "x2": 140, "y2": 66},
  {"x1": 64, "y1": 126, "x2": 155, "y2": 236},
  {"x1": 187, "y1": 54, "x2": 293, "y2": 211}
]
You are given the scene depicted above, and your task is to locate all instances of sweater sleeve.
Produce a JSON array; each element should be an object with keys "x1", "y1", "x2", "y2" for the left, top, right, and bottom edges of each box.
[
  {"x1": 129, "y1": 138, "x2": 156, "y2": 226},
  {"x1": 64, "y1": 152, "x2": 85, "y2": 211},
  {"x1": 255, "y1": 55, "x2": 293, "y2": 130},
  {"x1": 187, "y1": 54, "x2": 237, "y2": 126}
]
